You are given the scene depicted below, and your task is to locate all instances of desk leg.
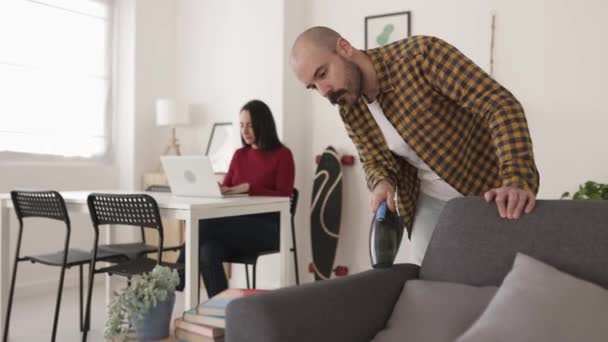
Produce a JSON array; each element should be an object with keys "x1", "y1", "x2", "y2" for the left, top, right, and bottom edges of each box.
[
  {"x1": 279, "y1": 203, "x2": 291, "y2": 287},
  {"x1": 0, "y1": 205, "x2": 10, "y2": 337},
  {"x1": 184, "y1": 213, "x2": 199, "y2": 308}
]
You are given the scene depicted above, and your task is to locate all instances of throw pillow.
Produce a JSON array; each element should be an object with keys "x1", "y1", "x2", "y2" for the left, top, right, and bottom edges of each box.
[
  {"x1": 456, "y1": 253, "x2": 608, "y2": 342},
  {"x1": 371, "y1": 279, "x2": 497, "y2": 342}
]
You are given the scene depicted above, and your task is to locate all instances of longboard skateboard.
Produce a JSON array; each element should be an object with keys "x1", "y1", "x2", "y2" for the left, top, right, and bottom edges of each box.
[{"x1": 310, "y1": 146, "x2": 343, "y2": 281}]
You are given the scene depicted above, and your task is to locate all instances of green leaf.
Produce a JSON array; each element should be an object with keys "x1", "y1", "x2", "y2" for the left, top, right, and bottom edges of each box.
[
  {"x1": 563, "y1": 181, "x2": 608, "y2": 200},
  {"x1": 105, "y1": 266, "x2": 179, "y2": 338}
]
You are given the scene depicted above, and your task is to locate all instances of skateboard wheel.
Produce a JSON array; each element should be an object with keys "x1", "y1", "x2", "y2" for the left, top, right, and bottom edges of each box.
[
  {"x1": 316, "y1": 154, "x2": 354, "y2": 165},
  {"x1": 334, "y1": 266, "x2": 349, "y2": 276},
  {"x1": 341, "y1": 155, "x2": 355, "y2": 165}
]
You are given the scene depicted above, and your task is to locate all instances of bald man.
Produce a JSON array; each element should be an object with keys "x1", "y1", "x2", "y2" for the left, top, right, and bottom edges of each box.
[{"x1": 291, "y1": 27, "x2": 539, "y2": 264}]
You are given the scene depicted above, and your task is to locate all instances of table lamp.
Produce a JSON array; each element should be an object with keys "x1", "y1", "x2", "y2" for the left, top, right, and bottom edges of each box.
[{"x1": 156, "y1": 98, "x2": 189, "y2": 156}]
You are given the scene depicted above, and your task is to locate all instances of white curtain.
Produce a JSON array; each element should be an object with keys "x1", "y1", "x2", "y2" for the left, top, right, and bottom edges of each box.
[{"x1": 0, "y1": 0, "x2": 112, "y2": 158}]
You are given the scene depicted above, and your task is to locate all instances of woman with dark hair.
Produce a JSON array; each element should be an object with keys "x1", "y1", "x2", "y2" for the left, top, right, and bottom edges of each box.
[{"x1": 176, "y1": 99, "x2": 295, "y2": 298}]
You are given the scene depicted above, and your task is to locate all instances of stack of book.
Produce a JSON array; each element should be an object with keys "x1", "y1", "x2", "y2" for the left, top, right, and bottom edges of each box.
[{"x1": 175, "y1": 288, "x2": 268, "y2": 342}]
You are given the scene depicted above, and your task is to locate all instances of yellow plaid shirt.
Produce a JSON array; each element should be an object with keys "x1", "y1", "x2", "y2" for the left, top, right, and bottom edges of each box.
[{"x1": 339, "y1": 36, "x2": 539, "y2": 236}]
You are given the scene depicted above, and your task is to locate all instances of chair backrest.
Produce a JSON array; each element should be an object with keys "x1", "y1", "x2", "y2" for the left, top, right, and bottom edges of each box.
[
  {"x1": 87, "y1": 193, "x2": 164, "y2": 261},
  {"x1": 87, "y1": 193, "x2": 164, "y2": 242},
  {"x1": 290, "y1": 188, "x2": 299, "y2": 216},
  {"x1": 420, "y1": 197, "x2": 608, "y2": 288},
  {"x1": 87, "y1": 193, "x2": 163, "y2": 229},
  {"x1": 10, "y1": 190, "x2": 69, "y2": 225}
]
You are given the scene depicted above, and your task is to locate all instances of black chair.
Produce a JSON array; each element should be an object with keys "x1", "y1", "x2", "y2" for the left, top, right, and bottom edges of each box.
[
  {"x1": 84, "y1": 185, "x2": 178, "y2": 262},
  {"x1": 225, "y1": 189, "x2": 300, "y2": 288},
  {"x1": 82, "y1": 193, "x2": 182, "y2": 341},
  {"x1": 2, "y1": 190, "x2": 126, "y2": 342}
]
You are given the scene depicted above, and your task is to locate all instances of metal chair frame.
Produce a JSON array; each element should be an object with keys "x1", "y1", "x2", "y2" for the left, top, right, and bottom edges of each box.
[{"x1": 3, "y1": 191, "x2": 84, "y2": 342}]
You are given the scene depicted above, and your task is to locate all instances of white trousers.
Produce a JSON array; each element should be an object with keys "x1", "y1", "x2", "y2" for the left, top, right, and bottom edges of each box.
[{"x1": 393, "y1": 192, "x2": 448, "y2": 265}]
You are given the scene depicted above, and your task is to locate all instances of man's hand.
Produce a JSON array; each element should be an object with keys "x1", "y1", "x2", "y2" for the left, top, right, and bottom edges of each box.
[
  {"x1": 484, "y1": 186, "x2": 536, "y2": 219},
  {"x1": 221, "y1": 183, "x2": 250, "y2": 194},
  {"x1": 370, "y1": 180, "x2": 396, "y2": 213}
]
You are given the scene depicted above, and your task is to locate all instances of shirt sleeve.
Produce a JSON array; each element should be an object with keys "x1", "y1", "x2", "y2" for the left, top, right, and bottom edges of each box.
[
  {"x1": 340, "y1": 113, "x2": 398, "y2": 191},
  {"x1": 222, "y1": 150, "x2": 238, "y2": 187},
  {"x1": 421, "y1": 37, "x2": 539, "y2": 193},
  {"x1": 249, "y1": 148, "x2": 295, "y2": 196}
]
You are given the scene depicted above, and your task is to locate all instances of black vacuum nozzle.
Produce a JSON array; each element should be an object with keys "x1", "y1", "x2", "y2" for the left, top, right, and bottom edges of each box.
[{"x1": 369, "y1": 202, "x2": 403, "y2": 268}]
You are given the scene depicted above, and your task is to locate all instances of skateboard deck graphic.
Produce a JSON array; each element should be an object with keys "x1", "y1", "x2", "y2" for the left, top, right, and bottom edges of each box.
[{"x1": 310, "y1": 146, "x2": 343, "y2": 280}]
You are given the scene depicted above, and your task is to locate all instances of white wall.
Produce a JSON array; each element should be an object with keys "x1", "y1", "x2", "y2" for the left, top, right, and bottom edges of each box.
[
  {"x1": 134, "y1": 0, "x2": 177, "y2": 185},
  {"x1": 491, "y1": 0, "x2": 608, "y2": 198},
  {"x1": 282, "y1": 1, "x2": 313, "y2": 286},
  {"x1": 114, "y1": 0, "x2": 136, "y2": 191},
  {"x1": 307, "y1": 0, "x2": 608, "y2": 276}
]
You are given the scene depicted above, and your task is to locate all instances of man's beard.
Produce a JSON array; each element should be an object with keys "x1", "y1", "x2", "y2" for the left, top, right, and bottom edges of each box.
[{"x1": 328, "y1": 59, "x2": 363, "y2": 106}]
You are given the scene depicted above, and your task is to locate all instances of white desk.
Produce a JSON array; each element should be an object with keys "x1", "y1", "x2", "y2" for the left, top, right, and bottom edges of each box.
[{"x1": 0, "y1": 191, "x2": 291, "y2": 335}]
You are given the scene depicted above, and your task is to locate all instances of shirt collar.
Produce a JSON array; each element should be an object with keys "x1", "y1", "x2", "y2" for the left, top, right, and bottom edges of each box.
[
  {"x1": 340, "y1": 48, "x2": 394, "y2": 117},
  {"x1": 365, "y1": 48, "x2": 394, "y2": 94}
]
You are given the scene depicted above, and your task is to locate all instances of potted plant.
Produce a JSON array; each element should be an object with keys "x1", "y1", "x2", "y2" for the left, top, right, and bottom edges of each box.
[
  {"x1": 561, "y1": 181, "x2": 608, "y2": 200},
  {"x1": 105, "y1": 265, "x2": 179, "y2": 341}
]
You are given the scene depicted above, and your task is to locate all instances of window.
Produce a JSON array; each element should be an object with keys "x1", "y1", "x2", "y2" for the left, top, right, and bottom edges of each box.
[{"x1": 0, "y1": 0, "x2": 112, "y2": 159}]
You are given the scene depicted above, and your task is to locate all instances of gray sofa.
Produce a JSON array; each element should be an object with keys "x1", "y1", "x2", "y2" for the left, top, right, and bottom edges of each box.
[{"x1": 225, "y1": 197, "x2": 608, "y2": 342}]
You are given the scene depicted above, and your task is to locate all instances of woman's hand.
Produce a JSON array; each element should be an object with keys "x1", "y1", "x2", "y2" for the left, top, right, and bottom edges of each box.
[{"x1": 221, "y1": 183, "x2": 250, "y2": 194}]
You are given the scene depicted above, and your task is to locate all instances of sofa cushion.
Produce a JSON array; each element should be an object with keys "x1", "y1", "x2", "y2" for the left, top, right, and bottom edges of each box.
[
  {"x1": 456, "y1": 253, "x2": 608, "y2": 342},
  {"x1": 370, "y1": 280, "x2": 497, "y2": 342}
]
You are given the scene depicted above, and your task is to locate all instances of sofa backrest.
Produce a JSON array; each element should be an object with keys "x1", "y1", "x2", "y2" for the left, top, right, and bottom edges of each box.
[{"x1": 419, "y1": 197, "x2": 608, "y2": 288}]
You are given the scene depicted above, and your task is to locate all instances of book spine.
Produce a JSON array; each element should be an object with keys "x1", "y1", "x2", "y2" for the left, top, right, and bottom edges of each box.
[{"x1": 176, "y1": 318, "x2": 223, "y2": 337}]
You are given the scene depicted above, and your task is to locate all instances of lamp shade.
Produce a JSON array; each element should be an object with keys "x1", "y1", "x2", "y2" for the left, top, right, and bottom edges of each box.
[{"x1": 156, "y1": 98, "x2": 189, "y2": 126}]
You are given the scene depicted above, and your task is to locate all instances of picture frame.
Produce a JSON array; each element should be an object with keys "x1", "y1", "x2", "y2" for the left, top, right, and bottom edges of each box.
[
  {"x1": 205, "y1": 122, "x2": 235, "y2": 174},
  {"x1": 364, "y1": 11, "x2": 412, "y2": 50}
]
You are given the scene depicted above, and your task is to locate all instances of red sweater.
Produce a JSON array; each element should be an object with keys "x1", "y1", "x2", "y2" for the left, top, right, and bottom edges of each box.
[{"x1": 223, "y1": 146, "x2": 295, "y2": 196}]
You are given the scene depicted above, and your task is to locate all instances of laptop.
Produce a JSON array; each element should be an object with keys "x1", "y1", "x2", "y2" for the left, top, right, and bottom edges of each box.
[{"x1": 160, "y1": 156, "x2": 247, "y2": 198}]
